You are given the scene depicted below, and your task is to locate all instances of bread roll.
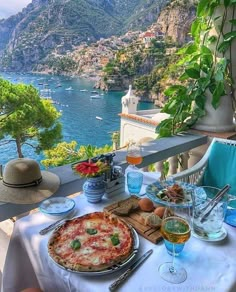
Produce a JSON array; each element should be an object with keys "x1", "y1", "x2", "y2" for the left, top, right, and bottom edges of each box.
[
  {"x1": 138, "y1": 198, "x2": 154, "y2": 212},
  {"x1": 154, "y1": 206, "x2": 166, "y2": 218},
  {"x1": 145, "y1": 213, "x2": 162, "y2": 228}
]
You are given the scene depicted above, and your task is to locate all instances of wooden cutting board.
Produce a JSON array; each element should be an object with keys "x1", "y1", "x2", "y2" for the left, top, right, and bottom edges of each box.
[{"x1": 104, "y1": 196, "x2": 163, "y2": 244}]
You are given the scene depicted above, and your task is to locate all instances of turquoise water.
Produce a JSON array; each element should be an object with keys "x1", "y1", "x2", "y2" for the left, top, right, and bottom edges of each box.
[{"x1": 0, "y1": 72, "x2": 157, "y2": 165}]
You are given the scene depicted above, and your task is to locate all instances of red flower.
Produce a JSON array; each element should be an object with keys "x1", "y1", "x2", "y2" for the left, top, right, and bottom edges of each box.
[
  {"x1": 73, "y1": 161, "x2": 108, "y2": 178},
  {"x1": 75, "y1": 162, "x2": 99, "y2": 175}
]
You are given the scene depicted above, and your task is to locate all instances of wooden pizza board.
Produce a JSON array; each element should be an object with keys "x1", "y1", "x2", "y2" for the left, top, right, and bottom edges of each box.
[{"x1": 104, "y1": 196, "x2": 163, "y2": 244}]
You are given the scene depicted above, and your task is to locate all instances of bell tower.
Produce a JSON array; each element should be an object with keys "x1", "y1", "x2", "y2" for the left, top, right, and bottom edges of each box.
[{"x1": 121, "y1": 85, "x2": 139, "y2": 114}]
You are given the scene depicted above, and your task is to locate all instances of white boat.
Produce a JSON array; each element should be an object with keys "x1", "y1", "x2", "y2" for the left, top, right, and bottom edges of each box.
[
  {"x1": 40, "y1": 88, "x2": 52, "y2": 93},
  {"x1": 65, "y1": 87, "x2": 74, "y2": 91},
  {"x1": 80, "y1": 89, "x2": 88, "y2": 92},
  {"x1": 96, "y1": 116, "x2": 103, "y2": 120},
  {"x1": 40, "y1": 88, "x2": 52, "y2": 100},
  {"x1": 90, "y1": 95, "x2": 102, "y2": 99}
]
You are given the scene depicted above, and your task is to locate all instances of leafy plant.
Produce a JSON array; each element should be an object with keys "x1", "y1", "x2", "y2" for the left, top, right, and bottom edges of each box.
[
  {"x1": 42, "y1": 142, "x2": 112, "y2": 167},
  {"x1": 156, "y1": 0, "x2": 236, "y2": 137}
]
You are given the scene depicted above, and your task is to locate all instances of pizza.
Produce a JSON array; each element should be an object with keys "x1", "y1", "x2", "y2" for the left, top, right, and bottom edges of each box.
[{"x1": 48, "y1": 212, "x2": 134, "y2": 272}]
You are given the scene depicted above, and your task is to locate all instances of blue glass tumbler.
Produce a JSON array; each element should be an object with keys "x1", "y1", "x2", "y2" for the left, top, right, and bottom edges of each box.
[{"x1": 127, "y1": 171, "x2": 143, "y2": 196}]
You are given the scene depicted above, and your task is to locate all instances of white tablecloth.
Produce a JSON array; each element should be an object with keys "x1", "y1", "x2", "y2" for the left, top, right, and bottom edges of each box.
[{"x1": 2, "y1": 192, "x2": 236, "y2": 292}]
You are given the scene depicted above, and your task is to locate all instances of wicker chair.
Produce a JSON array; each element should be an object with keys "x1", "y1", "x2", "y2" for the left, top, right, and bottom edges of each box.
[{"x1": 171, "y1": 137, "x2": 236, "y2": 196}]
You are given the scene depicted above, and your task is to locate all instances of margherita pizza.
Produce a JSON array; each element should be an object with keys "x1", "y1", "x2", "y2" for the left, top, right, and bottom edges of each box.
[{"x1": 48, "y1": 212, "x2": 134, "y2": 272}]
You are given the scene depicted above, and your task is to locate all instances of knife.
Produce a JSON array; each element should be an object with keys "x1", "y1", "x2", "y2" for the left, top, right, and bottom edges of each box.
[
  {"x1": 39, "y1": 217, "x2": 67, "y2": 235},
  {"x1": 109, "y1": 249, "x2": 153, "y2": 291},
  {"x1": 39, "y1": 211, "x2": 76, "y2": 235}
]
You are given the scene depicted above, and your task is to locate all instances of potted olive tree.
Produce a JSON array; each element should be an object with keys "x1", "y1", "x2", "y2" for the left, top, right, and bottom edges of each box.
[{"x1": 157, "y1": 0, "x2": 236, "y2": 137}]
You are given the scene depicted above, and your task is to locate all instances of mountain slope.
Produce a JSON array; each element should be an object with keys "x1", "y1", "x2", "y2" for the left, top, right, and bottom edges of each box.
[{"x1": 0, "y1": 0, "x2": 171, "y2": 71}]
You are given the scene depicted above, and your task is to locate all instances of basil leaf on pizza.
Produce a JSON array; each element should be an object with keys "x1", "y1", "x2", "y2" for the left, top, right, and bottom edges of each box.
[
  {"x1": 110, "y1": 233, "x2": 120, "y2": 246},
  {"x1": 86, "y1": 228, "x2": 97, "y2": 235},
  {"x1": 48, "y1": 212, "x2": 134, "y2": 272},
  {"x1": 70, "y1": 239, "x2": 81, "y2": 250}
]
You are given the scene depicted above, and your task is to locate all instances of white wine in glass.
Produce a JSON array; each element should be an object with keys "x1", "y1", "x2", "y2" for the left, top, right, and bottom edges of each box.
[{"x1": 159, "y1": 204, "x2": 191, "y2": 284}]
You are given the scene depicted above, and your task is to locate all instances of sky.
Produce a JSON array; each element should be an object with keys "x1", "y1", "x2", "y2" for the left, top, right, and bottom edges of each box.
[{"x1": 0, "y1": 0, "x2": 32, "y2": 19}]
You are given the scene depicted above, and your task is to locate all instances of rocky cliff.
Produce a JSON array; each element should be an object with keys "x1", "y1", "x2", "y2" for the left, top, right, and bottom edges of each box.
[
  {"x1": 93, "y1": 0, "x2": 197, "y2": 93},
  {"x1": 154, "y1": 0, "x2": 197, "y2": 45},
  {"x1": 0, "y1": 0, "x2": 171, "y2": 72}
]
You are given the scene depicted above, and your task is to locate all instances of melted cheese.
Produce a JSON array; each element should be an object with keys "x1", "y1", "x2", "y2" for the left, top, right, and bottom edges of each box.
[{"x1": 50, "y1": 213, "x2": 133, "y2": 270}]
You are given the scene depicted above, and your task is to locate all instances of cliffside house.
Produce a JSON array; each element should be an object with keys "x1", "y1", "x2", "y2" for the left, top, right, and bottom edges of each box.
[{"x1": 141, "y1": 31, "x2": 156, "y2": 48}]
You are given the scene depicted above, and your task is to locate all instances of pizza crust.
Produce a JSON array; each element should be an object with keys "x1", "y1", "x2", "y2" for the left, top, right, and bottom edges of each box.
[{"x1": 48, "y1": 212, "x2": 134, "y2": 272}]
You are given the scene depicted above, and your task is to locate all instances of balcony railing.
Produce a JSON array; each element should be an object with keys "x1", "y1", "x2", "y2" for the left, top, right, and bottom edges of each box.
[{"x1": 0, "y1": 133, "x2": 208, "y2": 222}]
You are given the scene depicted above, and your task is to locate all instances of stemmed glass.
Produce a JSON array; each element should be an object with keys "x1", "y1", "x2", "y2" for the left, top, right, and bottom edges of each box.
[
  {"x1": 126, "y1": 142, "x2": 143, "y2": 169},
  {"x1": 159, "y1": 202, "x2": 191, "y2": 284}
]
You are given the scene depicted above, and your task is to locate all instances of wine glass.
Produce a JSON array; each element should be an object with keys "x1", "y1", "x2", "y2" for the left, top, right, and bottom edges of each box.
[
  {"x1": 126, "y1": 142, "x2": 143, "y2": 169},
  {"x1": 159, "y1": 203, "x2": 191, "y2": 284}
]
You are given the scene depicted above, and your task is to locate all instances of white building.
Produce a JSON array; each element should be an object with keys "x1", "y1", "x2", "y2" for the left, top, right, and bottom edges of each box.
[{"x1": 119, "y1": 85, "x2": 169, "y2": 147}]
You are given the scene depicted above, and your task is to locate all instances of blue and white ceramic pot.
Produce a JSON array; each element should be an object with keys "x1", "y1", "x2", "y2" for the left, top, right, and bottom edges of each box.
[{"x1": 83, "y1": 175, "x2": 105, "y2": 203}]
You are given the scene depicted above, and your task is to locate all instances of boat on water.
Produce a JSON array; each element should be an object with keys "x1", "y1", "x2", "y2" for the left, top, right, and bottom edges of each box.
[
  {"x1": 91, "y1": 90, "x2": 98, "y2": 94},
  {"x1": 40, "y1": 88, "x2": 52, "y2": 93},
  {"x1": 96, "y1": 116, "x2": 103, "y2": 120},
  {"x1": 40, "y1": 87, "x2": 52, "y2": 100},
  {"x1": 55, "y1": 83, "x2": 62, "y2": 88},
  {"x1": 90, "y1": 95, "x2": 102, "y2": 99},
  {"x1": 80, "y1": 89, "x2": 88, "y2": 92},
  {"x1": 65, "y1": 87, "x2": 74, "y2": 91}
]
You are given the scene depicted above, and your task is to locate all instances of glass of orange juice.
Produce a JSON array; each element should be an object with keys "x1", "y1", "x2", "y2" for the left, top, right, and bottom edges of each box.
[{"x1": 126, "y1": 142, "x2": 143, "y2": 168}]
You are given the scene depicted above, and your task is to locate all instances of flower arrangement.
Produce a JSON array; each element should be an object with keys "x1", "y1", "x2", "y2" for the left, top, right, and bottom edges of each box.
[{"x1": 73, "y1": 160, "x2": 108, "y2": 178}]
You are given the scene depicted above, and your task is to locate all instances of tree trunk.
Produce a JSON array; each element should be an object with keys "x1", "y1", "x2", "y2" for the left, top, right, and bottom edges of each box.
[{"x1": 16, "y1": 138, "x2": 24, "y2": 158}]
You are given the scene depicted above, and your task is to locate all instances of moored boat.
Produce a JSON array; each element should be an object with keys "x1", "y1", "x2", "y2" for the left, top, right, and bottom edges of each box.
[
  {"x1": 90, "y1": 95, "x2": 102, "y2": 99},
  {"x1": 65, "y1": 87, "x2": 74, "y2": 91}
]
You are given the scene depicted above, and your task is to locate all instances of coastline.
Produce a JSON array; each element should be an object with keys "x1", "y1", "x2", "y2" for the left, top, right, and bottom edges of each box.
[{"x1": 31, "y1": 70, "x2": 101, "y2": 87}]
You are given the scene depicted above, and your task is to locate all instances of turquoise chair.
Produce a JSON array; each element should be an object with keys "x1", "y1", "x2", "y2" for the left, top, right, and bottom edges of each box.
[{"x1": 172, "y1": 137, "x2": 236, "y2": 198}]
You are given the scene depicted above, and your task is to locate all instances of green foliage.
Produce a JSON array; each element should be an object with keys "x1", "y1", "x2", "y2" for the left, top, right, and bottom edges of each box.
[
  {"x1": 103, "y1": 39, "x2": 171, "y2": 92},
  {"x1": 103, "y1": 44, "x2": 145, "y2": 78},
  {"x1": 103, "y1": 61, "x2": 116, "y2": 75},
  {"x1": 46, "y1": 56, "x2": 76, "y2": 74},
  {"x1": 156, "y1": 0, "x2": 236, "y2": 137},
  {"x1": 42, "y1": 141, "x2": 112, "y2": 168},
  {"x1": 0, "y1": 78, "x2": 62, "y2": 157}
]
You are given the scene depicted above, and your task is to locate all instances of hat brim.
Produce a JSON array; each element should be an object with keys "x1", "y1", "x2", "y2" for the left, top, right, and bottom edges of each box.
[{"x1": 0, "y1": 171, "x2": 60, "y2": 204}]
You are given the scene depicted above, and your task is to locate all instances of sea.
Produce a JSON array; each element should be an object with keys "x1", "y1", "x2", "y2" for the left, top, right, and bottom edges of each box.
[{"x1": 0, "y1": 72, "x2": 157, "y2": 166}]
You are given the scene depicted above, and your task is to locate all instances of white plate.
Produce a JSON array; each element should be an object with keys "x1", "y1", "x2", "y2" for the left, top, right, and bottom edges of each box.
[
  {"x1": 192, "y1": 227, "x2": 227, "y2": 242},
  {"x1": 39, "y1": 197, "x2": 75, "y2": 218}
]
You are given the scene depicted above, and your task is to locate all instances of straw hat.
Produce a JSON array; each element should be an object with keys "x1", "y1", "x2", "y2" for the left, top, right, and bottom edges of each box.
[{"x1": 0, "y1": 158, "x2": 60, "y2": 204}]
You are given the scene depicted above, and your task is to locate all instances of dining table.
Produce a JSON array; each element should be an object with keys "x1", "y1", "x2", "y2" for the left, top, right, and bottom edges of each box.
[{"x1": 2, "y1": 182, "x2": 236, "y2": 292}]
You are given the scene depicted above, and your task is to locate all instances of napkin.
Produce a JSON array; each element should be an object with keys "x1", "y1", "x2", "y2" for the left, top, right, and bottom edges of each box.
[{"x1": 125, "y1": 166, "x2": 161, "y2": 195}]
